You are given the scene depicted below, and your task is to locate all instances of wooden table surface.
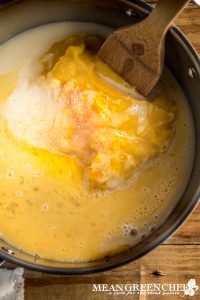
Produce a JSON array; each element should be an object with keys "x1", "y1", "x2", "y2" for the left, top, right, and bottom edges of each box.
[{"x1": 2, "y1": 1, "x2": 200, "y2": 300}]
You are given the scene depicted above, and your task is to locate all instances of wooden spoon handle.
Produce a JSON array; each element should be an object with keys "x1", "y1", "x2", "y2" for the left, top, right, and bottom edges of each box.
[{"x1": 145, "y1": 0, "x2": 190, "y2": 37}]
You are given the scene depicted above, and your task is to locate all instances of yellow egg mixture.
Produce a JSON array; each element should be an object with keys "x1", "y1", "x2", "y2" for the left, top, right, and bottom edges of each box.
[{"x1": 0, "y1": 22, "x2": 194, "y2": 261}]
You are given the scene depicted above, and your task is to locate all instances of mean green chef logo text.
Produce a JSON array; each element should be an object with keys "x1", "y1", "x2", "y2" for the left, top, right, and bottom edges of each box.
[{"x1": 92, "y1": 279, "x2": 199, "y2": 297}]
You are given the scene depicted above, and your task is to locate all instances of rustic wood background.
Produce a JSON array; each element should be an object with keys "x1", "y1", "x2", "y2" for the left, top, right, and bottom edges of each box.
[{"x1": 1, "y1": 1, "x2": 200, "y2": 299}]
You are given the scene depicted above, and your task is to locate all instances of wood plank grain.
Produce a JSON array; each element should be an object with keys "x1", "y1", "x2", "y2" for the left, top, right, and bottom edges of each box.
[
  {"x1": 24, "y1": 245, "x2": 200, "y2": 299},
  {"x1": 175, "y1": 8, "x2": 200, "y2": 53},
  {"x1": 144, "y1": 0, "x2": 197, "y2": 8},
  {"x1": 164, "y1": 202, "x2": 200, "y2": 245},
  {"x1": 142, "y1": 3, "x2": 200, "y2": 53}
]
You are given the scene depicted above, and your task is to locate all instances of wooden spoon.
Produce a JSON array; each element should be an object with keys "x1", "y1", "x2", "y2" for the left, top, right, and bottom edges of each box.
[{"x1": 98, "y1": 0, "x2": 190, "y2": 97}]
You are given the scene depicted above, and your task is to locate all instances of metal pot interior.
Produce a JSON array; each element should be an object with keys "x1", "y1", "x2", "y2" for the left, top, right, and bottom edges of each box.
[{"x1": 0, "y1": 0, "x2": 199, "y2": 274}]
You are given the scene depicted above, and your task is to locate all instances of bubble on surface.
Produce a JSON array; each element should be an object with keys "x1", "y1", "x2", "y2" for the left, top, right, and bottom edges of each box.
[
  {"x1": 122, "y1": 224, "x2": 138, "y2": 237},
  {"x1": 141, "y1": 233, "x2": 147, "y2": 240},
  {"x1": 42, "y1": 204, "x2": 49, "y2": 211},
  {"x1": 149, "y1": 225, "x2": 156, "y2": 233},
  {"x1": 32, "y1": 170, "x2": 42, "y2": 177},
  {"x1": 16, "y1": 191, "x2": 22, "y2": 197},
  {"x1": 6, "y1": 202, "x2": 18, "y2": 213},
  {"x1": 6, "y1": 169, "x2": 14, "y2": 179},
  {"x1": 143, "y1": 187, "x2": 149, "y2": 193}
]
